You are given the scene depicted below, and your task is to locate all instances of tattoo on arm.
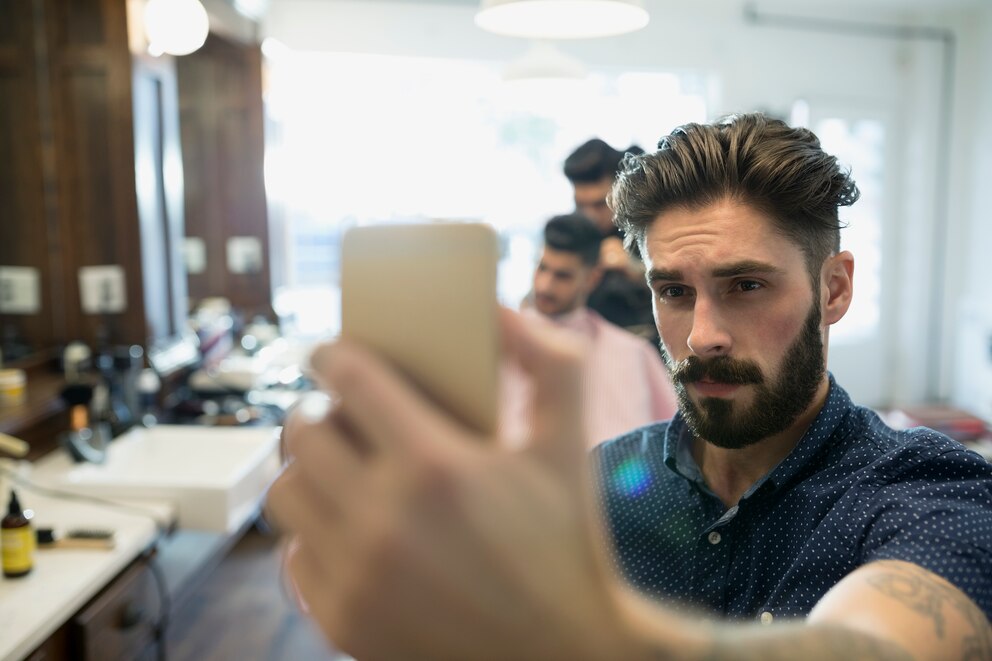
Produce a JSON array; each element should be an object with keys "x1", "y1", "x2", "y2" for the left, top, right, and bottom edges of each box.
[{"x1": 866, "y1": 562, "x2": 992, "y2": 661}]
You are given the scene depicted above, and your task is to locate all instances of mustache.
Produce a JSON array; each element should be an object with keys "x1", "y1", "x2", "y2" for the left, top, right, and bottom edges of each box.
[{"x1": 669, "y1": 355, "x2": 764, "y2": 386}]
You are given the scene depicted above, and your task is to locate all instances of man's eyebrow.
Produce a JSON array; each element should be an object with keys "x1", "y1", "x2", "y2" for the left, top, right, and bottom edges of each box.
[
  {"x1": 647, "y1": 260, "x2": 783, "y2": 284},
  {"x1": 647, "y1": 268, "x2": 682, "y2": 283},
  {"x1": 710, "y1": 260, "x2": 784, "y2": 278}
]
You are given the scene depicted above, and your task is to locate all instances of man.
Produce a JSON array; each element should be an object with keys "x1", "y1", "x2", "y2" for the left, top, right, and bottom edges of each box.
[
  {"x1": 502, "y1": 213, "x2": 676, "y2": 447},
  {"x1": 268, "y1": 114, "x2": 991, "y2": 660},
  {"x1": 565, "y1": 138, "x2": 655, "y2": 337}
]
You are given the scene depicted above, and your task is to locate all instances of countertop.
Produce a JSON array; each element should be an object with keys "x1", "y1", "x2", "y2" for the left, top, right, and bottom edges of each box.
[{"x1": 0, "y1": 464, "x2": 174, "y2": 661}]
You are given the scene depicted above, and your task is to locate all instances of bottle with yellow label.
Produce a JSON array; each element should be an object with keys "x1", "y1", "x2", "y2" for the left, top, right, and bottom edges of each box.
[{"x1": 2, "y1": 489, "x2": 34, "y2": 578}]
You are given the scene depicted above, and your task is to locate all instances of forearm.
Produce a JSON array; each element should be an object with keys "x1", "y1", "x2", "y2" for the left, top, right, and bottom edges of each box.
[
  {"x1": 698, "y1": 623, "x2": 914, "y2": 661},
  {"x1": 615, "y1": 591, "x2": 913, "y2": 661}
]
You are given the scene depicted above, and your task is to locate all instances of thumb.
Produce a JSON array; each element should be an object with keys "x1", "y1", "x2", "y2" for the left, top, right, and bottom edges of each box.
[{"x1": 500, "y1": 308, "x2": 588, "y2": 472}]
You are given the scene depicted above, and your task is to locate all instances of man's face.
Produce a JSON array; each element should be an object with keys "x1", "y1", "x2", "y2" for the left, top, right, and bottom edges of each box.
[
  {"x1": 572, "y1": 176, "x2": 615, "y2": 234},
  {"x1": 644, "y1": 198, "x2": 829, "y2": 449},
  {"x1": 532, "y1": 247, "x2": 598, "y2": 318}
]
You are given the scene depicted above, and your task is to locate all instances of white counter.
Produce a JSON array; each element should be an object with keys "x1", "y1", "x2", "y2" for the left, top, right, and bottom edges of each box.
[
  {"x1": 0, "y1": 484, "x2": 173, "y2": 661},
  {"x1": 0, "y1": 423, "x2": 281, "y2": 661}
]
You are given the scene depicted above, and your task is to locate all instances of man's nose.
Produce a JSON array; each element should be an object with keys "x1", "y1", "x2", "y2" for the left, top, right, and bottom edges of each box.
[{"x1": 686, "y1": 297, "x2": 733, "y2": 358}]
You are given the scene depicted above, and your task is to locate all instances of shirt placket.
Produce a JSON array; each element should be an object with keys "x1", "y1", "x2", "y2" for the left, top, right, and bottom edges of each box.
[{"x1": 692, "y1": 501, "x2": 740, "y2": 613}]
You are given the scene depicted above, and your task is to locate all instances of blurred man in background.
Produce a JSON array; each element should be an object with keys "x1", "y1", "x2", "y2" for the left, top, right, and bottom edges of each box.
[
  {"x1": 502, "y1": 213, "x2": 676, "y2": 447},
  {"x1": 564, "y1": 138, "x2": 655, "y2": 339}
]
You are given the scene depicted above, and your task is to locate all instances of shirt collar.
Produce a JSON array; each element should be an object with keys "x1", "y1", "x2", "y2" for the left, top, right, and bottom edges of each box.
[{"x1": 663, "y1": 374, "x2": 853, "y2": 498}]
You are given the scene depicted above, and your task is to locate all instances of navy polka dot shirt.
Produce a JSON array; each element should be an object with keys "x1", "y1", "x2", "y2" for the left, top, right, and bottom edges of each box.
[{"x1": 594, "y1": 375, "x2": 992, "y2": 622}]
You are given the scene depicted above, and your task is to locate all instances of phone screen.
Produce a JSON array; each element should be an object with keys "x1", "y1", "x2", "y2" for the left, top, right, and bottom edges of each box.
[{"x1": 340, "y1": 223, "x2": 500, "y2": 435}]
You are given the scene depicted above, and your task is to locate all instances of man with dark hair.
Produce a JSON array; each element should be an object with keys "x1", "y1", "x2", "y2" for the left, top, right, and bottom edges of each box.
[
  {"x1": 564, "y1": 138, "x2": 655, "y2": 337},
  {"x1": 564, "y1": 138, "x2": 633, "y2": 233},
  {"x1": 502, "y1": 213, "x2": 676, "y2": 447},
  {"x1": 269, "y1": 113, "x2": 992, "y2": 661}
]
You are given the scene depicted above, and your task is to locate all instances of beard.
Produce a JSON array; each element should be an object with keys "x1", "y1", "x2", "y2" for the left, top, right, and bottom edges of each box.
[{"x1": 660, "y1": 299, "x2": 825, "y2": 450}]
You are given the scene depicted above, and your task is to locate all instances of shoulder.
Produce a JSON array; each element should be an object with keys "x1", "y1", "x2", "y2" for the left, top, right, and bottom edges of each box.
[
  {"x1": 825, "y1": 402, "x2": 989, "y2": 477},
  {"x1": 586, "y1": 310, "x2": 659, "y2": 353},
  {"x1": 847, "y1": 408, "x2": 992, "y2": 483}
]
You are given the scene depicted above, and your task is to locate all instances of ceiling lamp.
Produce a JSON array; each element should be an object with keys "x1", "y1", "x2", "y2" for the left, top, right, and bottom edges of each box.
[
  {"x1": 475, "y1": 0, "x2": 649, "y2": 40},
  {"x1": 144, "y1": 0, "x2": 210, "y2": 56}
]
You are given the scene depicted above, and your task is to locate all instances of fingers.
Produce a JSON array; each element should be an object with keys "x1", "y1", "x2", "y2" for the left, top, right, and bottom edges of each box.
[
  {"x1": 267, "y1": 409, "x2": 368, "y2": 535},
  {"x1": 309, "y1": 340, "x2": 472, "y2": 458},
  {"x1": 279, "y1": 391, "x2": 332, "y2": 462},
  {"x1": 499, "y1": 308, "x2": 587, "y2": 467},
  {"x1": 285, "y1": 540, "x2": 343, "y2": 644}
]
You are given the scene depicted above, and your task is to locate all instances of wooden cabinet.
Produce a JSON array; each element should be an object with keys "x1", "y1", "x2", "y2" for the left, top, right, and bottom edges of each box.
[
  {"x1": 71, "y1": 555, "x2": 161, "y2": 661},
  {"x1": 21, "y1": 554, "x2": 162, "y2": 661}
]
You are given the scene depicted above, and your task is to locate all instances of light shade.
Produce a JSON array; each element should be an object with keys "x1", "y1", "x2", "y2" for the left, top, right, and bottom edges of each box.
[
  {"x1": 476, "y1": 0, "x2": 649, "y2": 40},
  {"x1": 144, "y1": 0, "x2": 210, "y2": 56}
]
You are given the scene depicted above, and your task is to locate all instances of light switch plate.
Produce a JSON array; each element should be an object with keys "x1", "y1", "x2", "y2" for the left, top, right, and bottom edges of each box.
[
  {"x1": 79, "y1": 265, "x2": 127, "y2": 314},
  {"x1": 0, "y1": 267, "x2": 41, "y2": 314}
]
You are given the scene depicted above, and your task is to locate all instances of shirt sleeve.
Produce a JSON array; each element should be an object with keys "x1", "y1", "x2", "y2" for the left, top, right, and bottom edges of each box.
[{"x1": 858, "y1": 444, "x2": 992, "y2": 620}]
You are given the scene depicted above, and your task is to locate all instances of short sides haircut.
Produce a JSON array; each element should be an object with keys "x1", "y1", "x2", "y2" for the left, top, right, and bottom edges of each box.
[
  {"x1": 609, "y1": 113, "x2": 860, "y2": 280},
  {"x1": 564, "y1": 138, "x2": 641, "y2": 184},
  {"x1": 544, "y1": 213, "x2": 603, "y2": 267}
]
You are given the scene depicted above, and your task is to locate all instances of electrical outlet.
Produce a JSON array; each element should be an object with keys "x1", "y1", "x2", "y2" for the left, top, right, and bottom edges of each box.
[
  {"x1": 0, "y1": 267, "x2": 41, "y2": 314},
  {"x1": 183, "y1": 237, "x2": 207, "y2": 274},
  {"x1": 79, "y1": 265, "x2": 127, "y2": 314},
  {"x1": 226, "y1": 236, "x2": 263, "y2": 274}
]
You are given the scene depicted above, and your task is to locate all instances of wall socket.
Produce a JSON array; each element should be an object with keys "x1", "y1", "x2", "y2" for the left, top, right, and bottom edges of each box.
[
  {"x1": 79, "y1": 265, "x2": 127, "y2": 314},
  {"x1": 183, "y1": 237, "x2": 207, "y2": 274},
  {"x1": 0, "y1": 267, "x2": 41, "y2": 314},
  {"x1": 226, "y1": 236, "x2": 263, "y2": 274}
]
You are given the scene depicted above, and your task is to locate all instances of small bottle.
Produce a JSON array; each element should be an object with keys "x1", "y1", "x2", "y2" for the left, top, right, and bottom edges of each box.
[{"x1": 2, "y1": 489, "x2": 34, "y2": 578}]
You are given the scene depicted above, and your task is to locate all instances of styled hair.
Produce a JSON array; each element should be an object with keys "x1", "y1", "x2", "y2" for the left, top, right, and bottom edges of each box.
[
  {"x1": 610, "y1": 113, "x2": 860, "y2": 280},
  {"x1": 564, "y1": 138, "x2": 642, "y2": 184},
  {"x1": 544, "y1": 213, "x2": 603, "y2": 267}
]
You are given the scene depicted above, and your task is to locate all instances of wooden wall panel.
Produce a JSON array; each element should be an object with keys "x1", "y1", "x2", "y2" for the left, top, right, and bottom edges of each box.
[
  {"x1": 0, "y1": 0, "x2": 56, "y2": 354},
  {"x1": 179, "y1": 35, "x2": 271, "y2": 319},
  {"x1": 46, "y1": 0, "x2": 147, "y2": 348}
]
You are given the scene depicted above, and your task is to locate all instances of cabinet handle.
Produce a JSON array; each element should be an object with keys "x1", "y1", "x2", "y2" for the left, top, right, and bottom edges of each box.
[{"x1": 119, "y1": 602, "x2": 146, "y2": 629}]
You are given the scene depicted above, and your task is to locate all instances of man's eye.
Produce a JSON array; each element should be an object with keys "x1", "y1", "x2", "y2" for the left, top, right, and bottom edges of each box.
[
  {"x1": 659, "y1": 285, "x2": 686, "y2": 298},
  {"x1": 736, "y1": 280, "x2": 763, "y2": 292}
]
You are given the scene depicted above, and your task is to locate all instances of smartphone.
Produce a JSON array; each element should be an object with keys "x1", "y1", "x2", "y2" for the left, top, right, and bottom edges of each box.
[{"x1": 340, "y1": 222, "x2": 500, "y2": 435}]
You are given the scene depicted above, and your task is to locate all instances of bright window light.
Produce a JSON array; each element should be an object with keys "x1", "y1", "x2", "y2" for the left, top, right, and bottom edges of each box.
[
  {"x1": 815, "y1": 117, "x2": 886, "y2": 344},
  {"x1": 264, "y1": 50, "x2": 708, "y2": 339}
]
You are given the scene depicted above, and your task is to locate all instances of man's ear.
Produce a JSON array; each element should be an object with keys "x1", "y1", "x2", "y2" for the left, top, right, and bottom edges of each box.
[{"x1": 822, "y1": 251, "x2": 854, "y2": 326}]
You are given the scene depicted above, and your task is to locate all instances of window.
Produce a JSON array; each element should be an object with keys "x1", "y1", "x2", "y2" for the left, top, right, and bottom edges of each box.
[{"x1": 264, "y1": 51, "x2": 709, "y2": 339}]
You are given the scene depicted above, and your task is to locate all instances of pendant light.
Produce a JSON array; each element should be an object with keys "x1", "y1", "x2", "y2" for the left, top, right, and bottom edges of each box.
[
  {"x1": 144, "y1": 0, "x2": 210, "y2": 56},
  {"x1": 475, "y1": 0, "x2": 649, "y2": 40}
]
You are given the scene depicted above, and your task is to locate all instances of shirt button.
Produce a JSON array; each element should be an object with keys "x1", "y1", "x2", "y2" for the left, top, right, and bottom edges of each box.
[
  {"x1": 707, "y1": 531, "x2": 722, "y2": 545},
  {"x1": 760, "y1": 611, "x2": 774, "y2": 625}
]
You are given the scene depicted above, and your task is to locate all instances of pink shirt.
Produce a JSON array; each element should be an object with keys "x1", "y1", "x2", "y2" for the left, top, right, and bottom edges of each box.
[{"x1": 500, "y1": 308, "x2": 678, "y2": 448}]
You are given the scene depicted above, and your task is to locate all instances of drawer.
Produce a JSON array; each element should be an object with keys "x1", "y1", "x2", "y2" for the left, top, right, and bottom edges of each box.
[{"x1": 71, "y1": 556, "x2": 161, "y2": 661}]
